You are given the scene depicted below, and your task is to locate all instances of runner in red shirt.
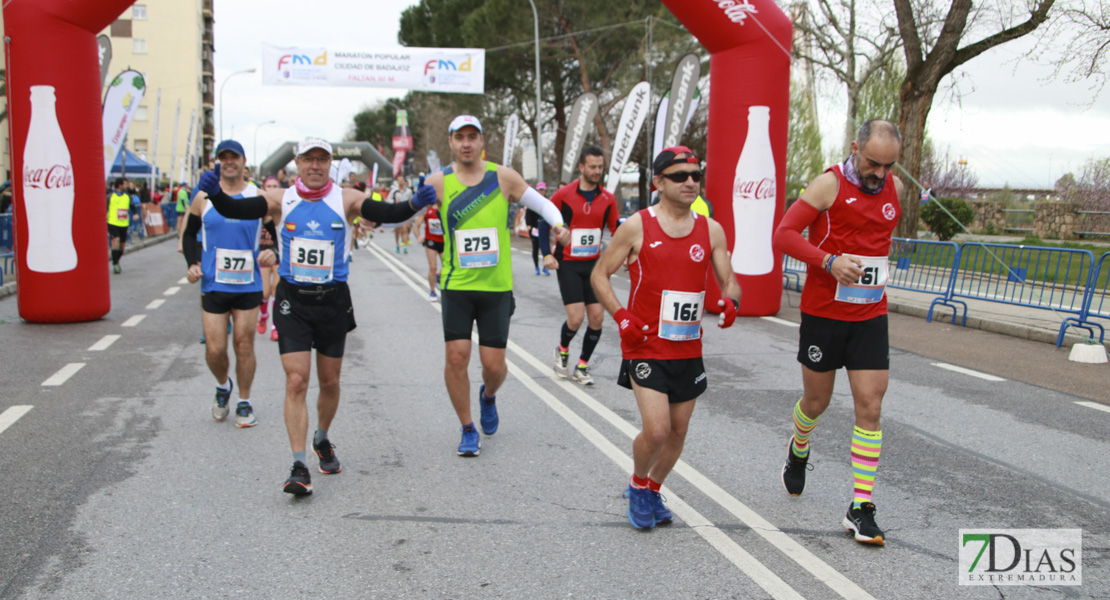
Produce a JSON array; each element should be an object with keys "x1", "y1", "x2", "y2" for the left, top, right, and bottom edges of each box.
[
  {"x1": 540, "y1": 146, "x2": 619, "y2": 385},
  {"x1": 592, "y1": 146, "x2": 741, "y2": 530},
  {"x1": 414, "y1": 203, "x2": 445, "y2": 302},
  {"x1": 772, "y1": 119, "x2": 905, "y2": 546}
]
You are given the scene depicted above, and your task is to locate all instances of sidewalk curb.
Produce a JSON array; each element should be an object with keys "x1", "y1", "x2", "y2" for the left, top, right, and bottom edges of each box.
[{"x1": 0, "y1": 232, "x2": 177, "y2": 302}]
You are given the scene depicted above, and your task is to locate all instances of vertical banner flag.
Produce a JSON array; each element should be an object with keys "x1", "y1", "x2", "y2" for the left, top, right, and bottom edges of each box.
[
  {"x1": 101, "y1": 70, "x2": 147, "y2": 178},
  {"x1": 179, "y1": 109, "x2": 196, "y2": 184},
  {"x1": 653, "y1": 89, "x2": 702, "y2": 162},
  {"x1": 426, "y1": 149, "x2": 442, "y2": 174},
  {"x1": 662, "y1": 54, "x2": 701, "y2": 148},
  {"x1": 97, "y1": 35, "x2": 112, "y2": 90},
  {"x1": 560, "y1": 92, "x2": 599, "y2": 185},
  {"x1": 150, "y1": 89, "x2": 162, "y2": 183},
  {"x1": 392, "y1": 110, "x2": 413, "y2": 178},
  {"x1": 262, "y1": 45, "x2": 485, "y2": 94},
  {"x1": 605, "y1": 82, "x2": 651, "y2": 193},
  {"x1": 169, "y1": 100, "x2": 181, "y2": 184},
  {"x1": 502, "y1": 113, "x2": 519, "y2": 167},
  {"x1": 371, "y1": 162, "x2": 379, "y2": 189}
]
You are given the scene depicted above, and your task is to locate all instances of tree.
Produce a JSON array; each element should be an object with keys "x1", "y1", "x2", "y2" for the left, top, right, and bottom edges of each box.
[
  {"x1": 786, "y1": 84, "x2": 825, "y2": 200},
  {"x1": 892, "y1": 0, "x2": 1056, "y2": 239},
  {"x1": 792, "y1": 0, "x2": 902, "y2": 152},
  {"x1": 1031, "y1": 0, "x2": 1110, "y2": 96},
  {"x1": 856, "y1": 52, "x2": 904, "y2": 124},
  {"x1": 1057, "y1": 156, "x2": 1110, "y2": 211},
  {"x1": 920, "y1": 196, "x2": 973, "y2": 240},
  {"x1": 921, "y1": 142, "x2": 978, "y2": 199}
]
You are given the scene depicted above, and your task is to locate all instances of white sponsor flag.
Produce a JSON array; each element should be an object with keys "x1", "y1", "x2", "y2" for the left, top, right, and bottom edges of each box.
[
  {"x1": 101, "y1": 70, "x2": 147, "y2": 178},
  {"x1": 560, "y1": 92, "x2": 599, "y2": 185},
  {"x1": 179, "y1": 109, "x2": 196, "y2": 184},
  {"x1": 653, "y1": 89, "x2": 701, "y2": 168},
  {"x1": 502, "y1": 113, "x2": 519, "y2": 166},
  {"x1": 262, "y1": 45, "x2": 486, "y2": 94},
  {"x1": 605, "y1": 81, "x2": 651, "y2": 192}
]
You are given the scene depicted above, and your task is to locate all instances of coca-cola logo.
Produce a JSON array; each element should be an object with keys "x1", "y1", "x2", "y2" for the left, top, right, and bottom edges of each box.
[
  {"x1": 733, "y1": 177, "x2": 775, "y2": 200},
  {"x1": 711, "y1": 0, "x2": 758, "y2": 25},
  {"x1": 24, "y1": 164, "x2": 74, "y2": 189}
]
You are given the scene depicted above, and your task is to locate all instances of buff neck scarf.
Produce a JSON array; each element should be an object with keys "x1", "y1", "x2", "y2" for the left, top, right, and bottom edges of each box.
[
  {"x1": 295, "y1": 177, "x2": 333, "y2": 200},
  {"x1": 841, "y1": 155, "x2": 886, "y2": 196}
]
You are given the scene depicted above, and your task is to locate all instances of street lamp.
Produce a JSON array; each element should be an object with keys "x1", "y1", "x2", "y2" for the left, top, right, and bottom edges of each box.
[
  {"x1": 219, "y1": 67, "x2": 256, "y2": 142},
  {"x1": 253, "y1": 119, "x2": 276, "y2": 173},
  {"x1": 527, "y1": 0, "x2": 543, "y2": 184}
]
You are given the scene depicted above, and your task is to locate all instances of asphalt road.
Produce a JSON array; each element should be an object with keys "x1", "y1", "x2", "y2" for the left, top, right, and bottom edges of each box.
[{"x1": 1, "y1": 234, "x2": 1107, "y2": 599}]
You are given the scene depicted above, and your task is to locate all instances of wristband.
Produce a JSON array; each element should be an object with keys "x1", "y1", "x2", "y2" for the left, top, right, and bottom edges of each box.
[
  {"x1": 730, "y1": 298, "x2": 740, "y2": 312},
  {"x1": 824, "y1": 254, "x2": 838, "y2": 274}
]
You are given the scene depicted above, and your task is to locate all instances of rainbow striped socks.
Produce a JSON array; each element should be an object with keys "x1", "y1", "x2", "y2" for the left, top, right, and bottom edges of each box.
[
  {"x1": 790, "y1": 399, "x2": 819, "y2": 459},
  {"x1": 851, "y1": 427, "x2": 882, "y2": 508}
]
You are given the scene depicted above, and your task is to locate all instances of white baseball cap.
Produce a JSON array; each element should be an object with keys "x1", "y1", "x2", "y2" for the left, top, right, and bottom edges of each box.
[
  {"x1": 448, "y1": 115, "x2": 482, "y2": 134},
  {"x1": 297, "y1": 138, "x2": 333, "y2": 156}
]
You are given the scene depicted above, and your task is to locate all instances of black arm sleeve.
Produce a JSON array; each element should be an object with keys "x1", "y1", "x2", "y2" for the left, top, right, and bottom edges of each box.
[
  {"x1": 261, "y1": 220, "x2": 279, "y2": 254},
  {"x1": 207, "y1": 190, "x2": 269, "y2": 220},
  {"x1": 182, "y1": 213, "x2": 203, "y2": 267},
  {"x1": 360, "y1": 197, "x2": 419, "y2": 223}
]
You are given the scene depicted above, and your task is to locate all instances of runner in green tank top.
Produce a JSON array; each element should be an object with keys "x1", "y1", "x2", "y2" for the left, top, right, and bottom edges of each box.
[{"x1": 417, "y1": 115, "x2": 569, "y2": 457}]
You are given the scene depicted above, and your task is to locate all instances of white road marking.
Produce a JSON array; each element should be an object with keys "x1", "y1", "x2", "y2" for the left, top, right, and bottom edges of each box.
[
  {"x1": 761, "y1": 316, "x2": 800, "y2": 328},
  {"x1": 42, "y1": 363, "x2": 85, "y2": 386},
  {"x1": 368, "y1": 238, "x2": 876, "y2": 600},
  {"x1": 88, "y1": 335, "x2": 121, "y2": 351},
  {"x1": 1075, "y1": 401, "x2": 1110, "y2": 414},
  {"x1": 122, "y1": 315, "x2": 146, "y2": 327},
  {"x1": 930, "y1": 362, "x2": 1006, "y2": 382},
  {"x1": 177, "y1": 277, "x2": 189, "y2": 284},
  {"x1": 163, "y1": 286, "x2": 181, "y2": 296},
  {"x1": 145, "y1": 299, "x2": 166, "y2": 310},
  {"x1": 0, "y1": 405, "x2": 33, "y2": 435}
]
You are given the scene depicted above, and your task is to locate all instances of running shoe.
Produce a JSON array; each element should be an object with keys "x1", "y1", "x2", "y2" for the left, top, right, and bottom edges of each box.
[
  {"x1": 396, "y1": 244, "x2": 401, "y2": 253},
  {"x1": 458, "y1": 424, "x2": 480, "y2": 457},
  {"x1": 283, "y1": 461, "x2": 313, "y2": 496},
  {"x1": 199, "y1": 334, "x2": 206, "y2": 345},
  {"x1": 234, "y1": 402, "x2": 257, "y2": 428},
  {"x1": 270, "y1": 328, "x2": 279, "y2": 341},
  {"x1": 313, "y1": 438, "x2": 342, "y2": 474},
  {"x1": 403, "y1": 246, "x2": 408, "y2": 254},
  {"x1": 571, "y1": 364, "x2": 595, "y2": 386},
  {"x1": 212, "y1": 379, "x2": 233, "y2": 421},
  {"x1": 843, "y1": 502, "x2": 885, "y2": 546},
  {"x1": 257, "y1": 314, "x2": 268, "y2": 335},
  {"x1": 649, "y1": 489, "x2": 673, "y2": 525},
  {"x1": 479, "y1": 384, "x2": 498, "y2": 435},
  {"x1": 553, "y1": 347, "x2": 570, "y2": 378},
  {"x1": 113, "y1": 264, "x2": 121, "y2": 274},
  {"x1": 623, "y1": 485, "x2": 656, "y2": 530},
  {"x1": 542, "y1": 267, "x2": 551, "y2": 276},
  {"x1": 428, "y1": 290, "x2": 439, "y2": 302},
  {"x1": 535, "y1": 267, "x2": 541, "y2": 275},
  {"x1": 782, "y1": 437, "x2": 812, "y2": 497}
]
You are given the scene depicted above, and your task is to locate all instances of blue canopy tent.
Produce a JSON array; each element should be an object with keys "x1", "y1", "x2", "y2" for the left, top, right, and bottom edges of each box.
[{"x1": 109, "y1": 147, "x2": 153, "y2": 176}]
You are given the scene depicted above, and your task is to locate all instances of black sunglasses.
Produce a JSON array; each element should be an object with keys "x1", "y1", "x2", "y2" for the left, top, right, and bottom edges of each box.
[{"x1": 660, "y1": 170, "x2": 702, "y2": 183}]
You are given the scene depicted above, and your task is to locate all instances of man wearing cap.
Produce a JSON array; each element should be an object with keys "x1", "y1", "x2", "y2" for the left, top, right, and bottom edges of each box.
[
  {"x1": 419, "y1": 115, "x2": 569, "y2": 457},
  {"x1": 540, "y1": 145, "x2": 619, "y2": 386},
  {"x1": 198, "y1": 138, "x2": 437, "y2": 496},
  {"x1": 181, "y1": 140, "x2": 275, "y2": 428},
  {"x1": 591, "y1": 146, "x2": 741, "y2": 529}
]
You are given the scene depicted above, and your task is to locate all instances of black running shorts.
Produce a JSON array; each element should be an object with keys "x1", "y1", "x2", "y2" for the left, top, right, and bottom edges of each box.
[
  {"x1": 108, "y1": 224, "x2": 128, "y2": 242},
  {"x1": 617, "y1": 357, "x2": 707, "y2": 404},
  {"x1": 201, "y1": 290, "x2": 263, "y2": 315},
  {"x1": 556, "y1": 259, "x2": 598, "y2": 306},
  {"x1": 273, "y1": 280, "x2": 356, "y2": 358},
  {"x1": 797, "y1": 313, "x2": 889, "y2": 372},
  {"x1": 424, "y1": 239, "x2": 444, "y2": 253},
  {"x1": 441, "y1": 289, "x2": 514, "y2": 348}
]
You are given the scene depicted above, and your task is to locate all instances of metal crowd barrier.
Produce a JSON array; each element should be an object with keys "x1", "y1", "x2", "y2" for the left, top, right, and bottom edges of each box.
[
  {"x1": 782, "y1": 254, "x2": 805, "y2": 291},
  {"x1": 0, "y1": 213, "x2": 13, "y2": 285},
  {"x1": 161, "y1": 204, "x2": 179, "y2": 231},
  {"x1": 1070, "y1": 252, "x2": 1110, "y2": 345},
  {"x1": 888, "y1": 238, "x2": 960, "y2": 296}
]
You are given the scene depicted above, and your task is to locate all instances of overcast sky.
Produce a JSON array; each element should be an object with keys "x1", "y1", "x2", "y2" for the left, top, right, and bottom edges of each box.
[{"x1": 214, "y1": 0, "x2": 1108, "y2": 188}]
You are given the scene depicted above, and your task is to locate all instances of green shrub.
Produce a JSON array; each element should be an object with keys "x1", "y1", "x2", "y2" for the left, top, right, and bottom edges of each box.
[{"x1": 920, "y1": 197, "x2": 974, "y2": 241}]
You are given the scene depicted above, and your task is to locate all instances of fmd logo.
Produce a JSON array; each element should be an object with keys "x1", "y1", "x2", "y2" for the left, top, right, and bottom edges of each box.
[
  {"x1": 277, "y1": 51, "x2": 327, "y2": 71},
  {"x1": 423, "y1": 56, "x2": 472, "y2": 76},
  {"x1": 959, "y1": 529, "x2": 1081, "y2": 586}
]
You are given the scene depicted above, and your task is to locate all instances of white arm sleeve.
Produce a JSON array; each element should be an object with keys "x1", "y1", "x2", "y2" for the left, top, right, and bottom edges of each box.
[{"x1": 519, "y1": 187, "x2": 564, "y2": 227}]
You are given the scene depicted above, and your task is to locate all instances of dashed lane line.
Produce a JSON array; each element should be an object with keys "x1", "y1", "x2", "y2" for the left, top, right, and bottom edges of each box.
[
  {"x1": 122, "y1": 315, "x2": 146, "y2": 327},
  {"x1": 163, "y1": 286, "x2": 181, "y2": 296},
  {"x1": 0, "y1": 406, "x2": 33, "y2": 436},
  {"x1": 88, "y1": 335, "x2": 121, "y2": 351},
  {"x1": 761, "y1": 316, "x2": 800, "y2": 328},
  {"x1": 146, "y1": 299, "x2": 166, "y2": 310},
  {"x1": 930, "y1": 362, "x2": 1006, "y2": 382},
  {"x1": 1075, "y1": 401, "x2": 1110, "y2": 415},
  {"x1": 42, "y1": 363, "x2": 85, "y2": 387},
  {"x1": 177, "y1": 277, "x2": 189, "y2": 285}
]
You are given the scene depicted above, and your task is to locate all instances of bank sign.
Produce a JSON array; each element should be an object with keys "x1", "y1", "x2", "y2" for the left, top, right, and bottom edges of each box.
[
  {"x1": 959, "y1": 529, "x2": 1081, "y2": 586},
  {"x1": 262, "y1": 45, "x2": 485, "y2": 94}
]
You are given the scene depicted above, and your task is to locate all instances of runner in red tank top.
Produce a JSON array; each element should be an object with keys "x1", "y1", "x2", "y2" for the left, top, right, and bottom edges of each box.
[
  {"x1": 414, "y1": 203, "x2": 445, "y2": 302},
  {"x1": 539, "y1": 145, "x2": 620, "y2": 385},
  {"x1": 592, "y1": 146, "x2": 741, "y2": 530},
  {"x1": 771, "y1": 119, "x2": 905, "y2": 546}
]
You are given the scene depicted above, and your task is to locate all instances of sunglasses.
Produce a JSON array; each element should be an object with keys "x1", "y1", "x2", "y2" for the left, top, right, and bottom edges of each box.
[{"x1": 660, "y1": 170, "x2": 702, "y2": 183}]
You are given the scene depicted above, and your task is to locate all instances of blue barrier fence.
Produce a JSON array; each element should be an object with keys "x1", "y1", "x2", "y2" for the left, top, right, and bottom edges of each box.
[
  {"x1": 0, "y1": 213, "x2": 13, "y2": 285},
  {"x1": 782, "y1": 237, "x2": 1109, "y2": 347}
]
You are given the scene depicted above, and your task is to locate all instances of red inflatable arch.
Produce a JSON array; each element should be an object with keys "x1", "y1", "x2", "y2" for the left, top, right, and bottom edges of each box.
[
  {"x1": 662, "y1": 1, "x2": 792, "y2": 316},
  {"x1": 4, "y1": 0, "x2": 136, "y2": 322}
]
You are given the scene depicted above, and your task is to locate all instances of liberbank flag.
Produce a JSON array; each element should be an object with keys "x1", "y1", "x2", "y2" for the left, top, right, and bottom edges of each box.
[{"x1": 262, "y1": 45, "x2": 485, "y2": 94}]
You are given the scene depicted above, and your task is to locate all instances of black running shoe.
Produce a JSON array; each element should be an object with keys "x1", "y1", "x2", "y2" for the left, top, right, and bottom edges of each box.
[
  {"x1": 283, "y1": 461, "x2": 313, "y2": 496},
  {"x1": 313, "y1": 438, "x2": 342, "y2": 474},
  {"x1": 843, "y1": 502, "x2": 885, "y2": 546},
  {"x1": 782, "y1": 437, "x2": 811, "y2": 497}
]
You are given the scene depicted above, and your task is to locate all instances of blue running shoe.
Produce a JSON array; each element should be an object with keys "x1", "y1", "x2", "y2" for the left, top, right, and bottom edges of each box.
[
  {"x1": 624, "y1": 485, "x2": 656, "y2": 530},
  {"x1": 542, "y1": 267, "x2": 551, "y2": 276},
  {"x1": 212, "y1": 379, "x2": 233, "y2": 421},
  {"x1": 458, "y1": 424, "x2": 480, "y2": 457},
  {"x1": 479, "y1": 384, "x2": 498, "y2": 435},
  {"x1": 649, "y1": 490, "x2": 673, "y2": 525}
]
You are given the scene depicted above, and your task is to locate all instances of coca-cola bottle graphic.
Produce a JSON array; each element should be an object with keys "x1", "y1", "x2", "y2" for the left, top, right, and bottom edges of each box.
[
  {"x1": 731, "y1": 105, "x2": 776, "y2": 275},
  {"x1": 23, "y1": 85, "x2": 77, "y2": 273}
]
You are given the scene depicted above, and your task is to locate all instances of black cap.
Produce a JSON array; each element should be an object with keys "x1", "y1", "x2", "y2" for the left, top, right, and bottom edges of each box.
[{"x1": 652, "y1": 145, "x2": 700, "y2": 174}]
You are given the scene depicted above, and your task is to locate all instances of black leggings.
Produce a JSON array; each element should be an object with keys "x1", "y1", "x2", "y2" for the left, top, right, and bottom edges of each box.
[{"x1": 530, "y1": 235, "x2": 541, "y2": 268}]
